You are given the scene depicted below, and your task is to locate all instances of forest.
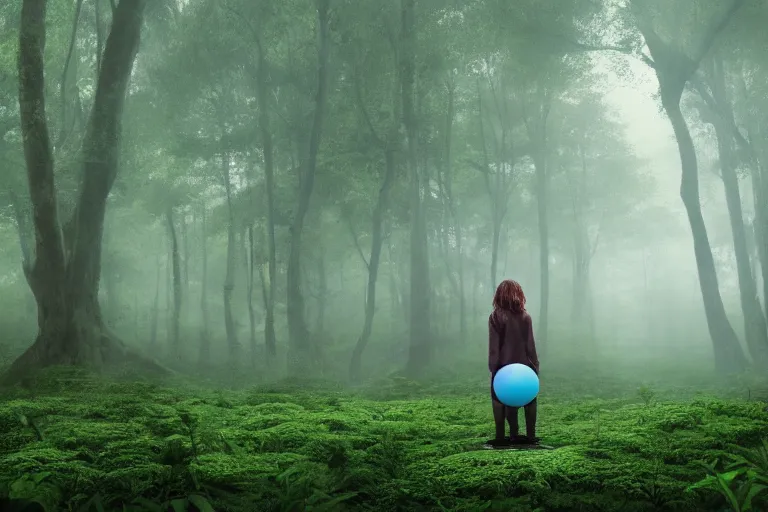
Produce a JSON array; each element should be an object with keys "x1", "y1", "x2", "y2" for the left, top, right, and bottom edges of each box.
[{"x1": 0, "y1": 0, "x2": 767, "y2": 510}]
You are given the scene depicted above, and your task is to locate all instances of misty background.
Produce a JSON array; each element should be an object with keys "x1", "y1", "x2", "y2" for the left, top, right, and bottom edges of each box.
[{"x1": 0, "y1": 0, "x2": 766, "y2": 384}]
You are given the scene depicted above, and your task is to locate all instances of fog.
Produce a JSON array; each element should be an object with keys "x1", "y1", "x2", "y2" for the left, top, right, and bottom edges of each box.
[
  {"x1": 3, "y1": 2, "x2": 768, "y2": 511},
  {"x1": 0, "y1": 0, "x2": 767, "y2": 385}
]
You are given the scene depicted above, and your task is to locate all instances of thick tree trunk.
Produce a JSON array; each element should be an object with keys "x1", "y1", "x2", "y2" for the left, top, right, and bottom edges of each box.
[
  {"x1": 2, "y1": 0, "x2": 167, "y2": 386},
  {"x1": 101, "y1": 237, "x2": 119, "y2": 326},
  {"x1": 286, "y1": 0, "x2": 330, "y2": 376},
  {"x1": 166, "y1": 207, "x2": 182, "y2": 360},
  {"x1": 401, "y1": 0, "x2": 431, "y2": 377},
  {"x1": 8, "y1": 189, "x2": 33, "y2": 272}
]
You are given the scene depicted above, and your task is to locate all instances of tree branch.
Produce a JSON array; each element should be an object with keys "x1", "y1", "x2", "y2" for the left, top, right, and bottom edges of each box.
[
  {"x1": 689, "y1": 73, "x2": 756, "y2": 163},
  {"x1": 354, "y1": 72, "x2": 383, "y2": 146},
  {"x1": 691, "y1": 0, "x2": 746, "y2": 66},
  {"x1": 343, "y1": 211, "x2": 370, "y2": 270},
  {"x1": 56, "y1": 0, "x2": 84, "y2": 150}
]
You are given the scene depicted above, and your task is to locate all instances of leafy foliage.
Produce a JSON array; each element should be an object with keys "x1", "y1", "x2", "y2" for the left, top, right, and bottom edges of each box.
[{"x1": 0, "y1": 367, "x2": 766, "y2": 510}]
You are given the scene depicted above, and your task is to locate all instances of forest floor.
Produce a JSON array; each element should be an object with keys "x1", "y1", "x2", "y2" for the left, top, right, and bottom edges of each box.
[{"x1": 0, "y1": 361, "x2": 767, "y2": 512}]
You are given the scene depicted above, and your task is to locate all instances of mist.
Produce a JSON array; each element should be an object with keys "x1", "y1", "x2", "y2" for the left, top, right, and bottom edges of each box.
[{"x1": 1, "y1": 1, "x2": 767, "y2": 511}]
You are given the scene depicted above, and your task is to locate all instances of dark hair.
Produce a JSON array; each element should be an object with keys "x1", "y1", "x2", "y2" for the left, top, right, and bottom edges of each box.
[{"x1": 493, "y1": 280, "x2": 526, "y2": 313}]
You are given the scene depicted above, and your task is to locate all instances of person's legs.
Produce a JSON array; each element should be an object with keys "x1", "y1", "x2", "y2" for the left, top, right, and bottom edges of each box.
[
  {"x1": 506, "y1": 406, "x2": 519, "y2": 437},
  {"x1": 491, "y1": 376, "x2": 506, "y2": 440},
  {"x1": 492, "y1": 399, "x2": 506, "y2": 439},
  {"x1": 523, "y1": 398, "x2": 537, "y2": 439}
]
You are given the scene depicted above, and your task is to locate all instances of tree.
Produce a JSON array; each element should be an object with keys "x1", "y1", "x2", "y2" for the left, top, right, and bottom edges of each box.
[
  {"x1": 286, "y1": 0, "x2": 332, "y2": 376},
  {"x1": 624, "y1": 0, "x2": 749, "y2": 372},
  {"x1": 690, "y1": 52, "x2": 768, "y2": 366},
  {"x1": 1, "y1": 0, "x2": 164, "y2": 385},
  {"x1": 401, "y1": 0, "x2": 433, "y2": 377}
]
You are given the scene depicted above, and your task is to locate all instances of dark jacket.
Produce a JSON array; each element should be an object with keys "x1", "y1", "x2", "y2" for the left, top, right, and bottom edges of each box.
[{"x1": 488, "y1": 308, "x2": 539, "y2": 375}]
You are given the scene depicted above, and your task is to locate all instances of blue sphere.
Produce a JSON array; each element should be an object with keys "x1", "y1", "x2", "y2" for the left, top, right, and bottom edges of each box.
[{"x1": 493, "y1": 363, "x2": 539, "y2": 407}]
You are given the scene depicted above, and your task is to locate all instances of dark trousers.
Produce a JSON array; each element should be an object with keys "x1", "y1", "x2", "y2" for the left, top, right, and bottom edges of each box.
[{"x1": 491, "y1": 379, "x2": 537, "y2": 439}]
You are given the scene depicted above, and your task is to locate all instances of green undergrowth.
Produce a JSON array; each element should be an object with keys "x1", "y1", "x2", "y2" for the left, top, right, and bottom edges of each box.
[{"x1": 0, "y1": 366, "x2": 767, "y2": 511}]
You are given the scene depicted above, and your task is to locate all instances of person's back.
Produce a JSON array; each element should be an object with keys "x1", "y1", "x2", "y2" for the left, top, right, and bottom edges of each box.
[
  {"x1": 488, "y1": 280, "x2": 539, "y2": 444},
  {"x1": 489, "y1": 308, "x2": 539, "y2": 373}
]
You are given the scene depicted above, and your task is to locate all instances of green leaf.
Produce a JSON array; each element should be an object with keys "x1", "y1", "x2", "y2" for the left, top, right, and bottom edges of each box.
[
  {"x1": 715, "y1": 472, "x2": 741, "y2": 512},
  {"x1": 31, "y1": 472, "x2": 52, "y2": 484},
  {"x1": 169, "y1": 498, "x2": 188, "y2": 512},
  {"x1": 187, "y1": 495, "x2": 215, "y2": 512},
  {"x1": 687, "y1": 475, "x2": 716, "y2": 491},
  {"x1": 743, "y1": 483, "x2": 766, "y2": 510},
  {"x1": 321, "y1": 492, "x2": 358, "y2": 509},
  {"x1": 131, "y1": 497, "x2": 163, "y2": 512},
  {"x1": 720, "y1": 469, "x2": 745, "y2": 483},
  {"x1": 78, "y1": 494, "x2": 105, "y2": 512},
  {"x1": 276, "y1": 466, "x2": 301, "y2": 483}
]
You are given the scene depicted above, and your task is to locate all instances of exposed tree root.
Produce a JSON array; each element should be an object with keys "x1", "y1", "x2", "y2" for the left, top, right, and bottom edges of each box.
[{"x1": 0, "y1": 326, "x2": 173, "y2": 388}]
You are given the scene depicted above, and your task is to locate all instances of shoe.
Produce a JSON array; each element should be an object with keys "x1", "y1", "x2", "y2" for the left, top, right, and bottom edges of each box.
[
  {"x1": 485, "y1": 438, "x2": 511, "y2": 448},
  {"x1": 510, "y1": 435, "x2": 540, "y2": 445}
]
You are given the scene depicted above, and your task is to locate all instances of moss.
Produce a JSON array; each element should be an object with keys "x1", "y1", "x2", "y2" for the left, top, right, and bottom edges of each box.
[{"x1": 0, "y1": 368, "x2": 766, "y2": 511}]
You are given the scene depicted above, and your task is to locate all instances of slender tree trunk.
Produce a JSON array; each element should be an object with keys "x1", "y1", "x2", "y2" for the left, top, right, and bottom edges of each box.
[
  {"x1": 149, "y1": 255, "x2": 160, "y2": 349},
  {"x1": 222, "y1": 152, "x2": 239, "y2": 369},
  {"x1": 199, "y1": 202, "x2": 210, "y2": 368},
  {"x1": 713, "y1": 118, "x2": 768, "y2": 365},
  {"x1": 753, "y1": 168, "x2": 768, "y2": 321},
  {"x1": 165, "y1": 236, "x2": 172, "y2": 348},
  {"x1": 315, "y1": 247, "x2": 327, "y2": 335},
  {"x1": 476, "y1": 79, "x2": 507, "y2": 294},
  {"x1": 387, "y1": 239, "x2": 400, "y2": 325},
  {"x1": 350, "y1": 149, "x2": 396, "y2": 381},
  {"x1": 246, "y1": 226, "x2": 258, "y2": 367},
  {"x1": 738, "y1": 70, "x2": 768, "y2": 334},
  {"x1": 253, "y1": 27, "x2": 278, "y2": 359},
  {"x1": 442, "y1": 79, "x2": 466, "y2": 339},
  {"x1": 700, "y1": 56, "x2": 768, "y2": 366},
  {"x1": 181, "y1": 210, "x2": 189, "y2": 296},
  {"x1": 534, "y1": 151, "x2": 550, "y2": 353},
  {"x1": 526, "y1": 87, "x2": 552, "y2": 356},
  {"x1": 286, "y1": 0, "x2": 330, "y2": 377},
  {"x1": 166, "y1": 207, "x2": 182, "y2": 360},
  {"x1": 665, "y1": 100, "x2": 746, "y2": 372},
  {"x1": 2, "y1": 0, "x2": 167, "y2": 386},
  {"x1": 633, "y1": 0, "x2": 747, "y2": 374},
  {"x1": 401, "y1": 0, "x2": 431, "y2": 377}
]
